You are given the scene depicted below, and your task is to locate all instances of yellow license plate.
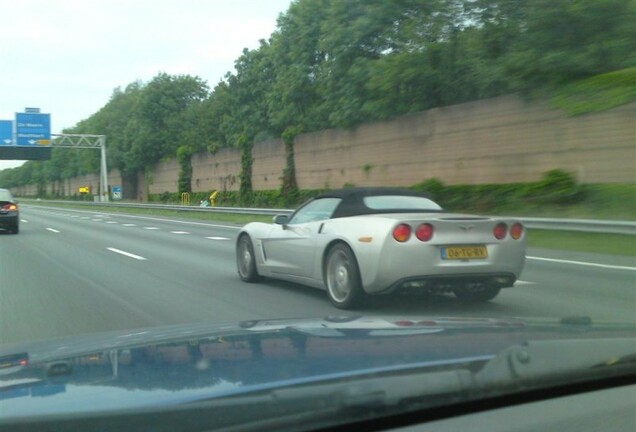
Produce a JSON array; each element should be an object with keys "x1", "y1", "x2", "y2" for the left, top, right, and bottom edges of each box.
[{"x1": 441, "y1": 246, "x2": 488, "y2": 260}]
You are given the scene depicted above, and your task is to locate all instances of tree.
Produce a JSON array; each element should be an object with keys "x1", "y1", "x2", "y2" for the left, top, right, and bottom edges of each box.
[
  {"x1": 220, "y1": 43, "x2": 278, "y2": 197},
  {"x1": 267, "y1": 0, "x2": 330, "y2": 133},
  {"x1": 126, "y1": 73, "x2": 209, "y2": 171},
  {"x1": 506, "y1": 0, "x2": 636, "y2": 90}
]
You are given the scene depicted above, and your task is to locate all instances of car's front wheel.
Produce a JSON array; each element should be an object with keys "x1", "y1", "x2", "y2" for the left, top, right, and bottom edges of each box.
[
  {"x1": 324, "y1": 243, "x2": 364, "y2": 309},
  {"x1": 236, "y1": 234, "x2": 260, "y2": 282},
  {"x1": 453, "y1": 283, "x2": 501, "y2": 302}
]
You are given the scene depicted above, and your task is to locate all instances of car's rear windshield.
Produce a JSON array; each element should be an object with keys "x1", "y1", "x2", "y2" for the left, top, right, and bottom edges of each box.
[
  {"x1": 363, "y1": 195, "x2": 442, "y2": 211},
  {"x1": 0, "y1": 190, "x2": 13, "y2": 201}
]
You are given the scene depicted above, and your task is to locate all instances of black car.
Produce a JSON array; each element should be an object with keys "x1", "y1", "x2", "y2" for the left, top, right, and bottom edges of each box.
[{"x1": 0, "y1": 188, "x2": 19, "y2": 234}]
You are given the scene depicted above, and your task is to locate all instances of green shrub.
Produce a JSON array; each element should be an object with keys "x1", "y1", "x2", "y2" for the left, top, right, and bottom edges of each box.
[
  {"x1": 412, "y1": 178, "x2": 444, "y2": 201},
  {"x1": 145, "y1": 169, "x2": 616, "y2": 217},
  {"x1": 552, "y1": 67, "x2": 636, "y2": 115},
  {"x1": 521, "y1": 169, "x2": 584, "y2": 205},
  {"x1": 176, "y1": 145, "x2": 194, "y2": 194}
]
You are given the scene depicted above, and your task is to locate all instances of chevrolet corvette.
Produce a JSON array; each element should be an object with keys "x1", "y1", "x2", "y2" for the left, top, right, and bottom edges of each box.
[{"x1": 236, "y1": 188, "x2": 526, "y2": 308}]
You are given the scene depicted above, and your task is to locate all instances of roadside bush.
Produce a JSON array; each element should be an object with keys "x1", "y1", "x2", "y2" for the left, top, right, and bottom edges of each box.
[
  {"x1": 412, "y1": 178, "x2": 444, "y2": 201},
  {"x1": 412, "y1": 172, "x2": 584, "y2": 212},
  {"x1": 521, "y1": 169, "x2": 584, "y2": 205},
  {"x1": 159, "y1": 191, "x2": 173, "y2": 203},
  {"x1": 145, "y1": 169, "x2": 588, "y2": 213}
]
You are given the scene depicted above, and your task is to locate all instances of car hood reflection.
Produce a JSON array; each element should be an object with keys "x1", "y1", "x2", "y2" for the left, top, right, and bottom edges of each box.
[{"x1": 1, "y1": 315, "x2": 634, "y2": 418}]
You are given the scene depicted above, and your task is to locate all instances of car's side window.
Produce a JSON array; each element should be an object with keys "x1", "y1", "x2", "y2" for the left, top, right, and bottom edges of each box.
[{"x1": 288, "y1": 198, "x2": 341, "y2": 225}]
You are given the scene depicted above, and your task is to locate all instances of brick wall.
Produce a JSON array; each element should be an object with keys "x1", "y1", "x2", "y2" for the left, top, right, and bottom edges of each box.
[
  {"x1": 191, "y1": 147, "x2": 242, "y2": 192},
  {"x1": 292, "y1": 95, "x2": 635, "y2": 188}
]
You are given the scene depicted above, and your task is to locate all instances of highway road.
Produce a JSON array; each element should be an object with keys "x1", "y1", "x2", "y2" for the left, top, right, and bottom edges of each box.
[{"x1": 1, "y1": 205, "x2": 634, "y2": 346}]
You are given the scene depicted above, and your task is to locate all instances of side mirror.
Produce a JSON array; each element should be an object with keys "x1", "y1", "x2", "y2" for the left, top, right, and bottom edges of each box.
[{"x1": 273, "y1": 214, "x2": 289, "y2": 225}]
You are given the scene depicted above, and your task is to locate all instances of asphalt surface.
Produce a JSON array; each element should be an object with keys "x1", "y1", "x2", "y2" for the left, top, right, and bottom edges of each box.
[{"x1": 1, "y1": 205, "x2": 634, "y2": 346}]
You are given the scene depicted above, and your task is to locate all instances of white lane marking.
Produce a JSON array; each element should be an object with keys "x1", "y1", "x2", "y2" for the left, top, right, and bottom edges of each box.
[
  {"x1": 102, "y1": 214, "x2": 241, "y2": 230},
  {"x1": 20, "y1": 219, "x2": 28, "y2": 223},
  {"x1": 206, "y1": 236, "x2": 231, "y2": 241},
  {"x1": 46, "y1": 228, "x2": 60, "y2": 233},
  {"x1": 92, "y1": 219, "x2": 103, "y2": 222},
  {"x1": 24, "y1": 205, "x2": 242, "y2": 230},
  {"x1": 117, "y1": 331, "x2": 149, "y2": 338},
  {"x1": 514, "y1": 280, "x2": 536, "y2": 286},
  {"x1": 170, "y1": 231, "x2": 190, "y2": 235},
  {"x1": 527, "y1": 256, "x2": 636, "y2": 271},
  {"x1": 106, "y1": 221, "x2": 118, "y2": 224},
  {"x1": 107, "y1": 247, "x2": 147, "y2": 261},
  {"x1": 123, "y1": 223, "x2": 136, "y2": 227},
  {"x1": 144, "y1": 227, "x2": 159, "y2": 230},
  {"x1": 71, "y1": 215, "x2": 79, "y2": 218},
  {"x1": 80, "y1": 217, "x2": 90, "y2": 219}
]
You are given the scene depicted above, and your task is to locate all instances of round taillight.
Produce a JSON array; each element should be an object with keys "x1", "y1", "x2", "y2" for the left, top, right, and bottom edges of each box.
[
  {"x1": 417, "y1": 320, "x2": 437, "y2": 326},
  {"x1": 395, "y1": 320, "x2": 414, "y2": 327},
  {"x1": 493, "y1": 222, "x2": 507, "y2": 240},
  {"x1": 510, "y1": 223, "x2": 523, "y2": 240},
  {"x1": 415, "y1": 223, "x2": 434, "y2": 242},
  {"x1": 393, "y1": 224, "x2": 411, "y2": 242}
]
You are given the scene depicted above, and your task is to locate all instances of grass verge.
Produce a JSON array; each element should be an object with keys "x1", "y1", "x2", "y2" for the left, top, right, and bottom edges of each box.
[{"x1": 528, "y1": 229, "x2": 636, "y2": 257}]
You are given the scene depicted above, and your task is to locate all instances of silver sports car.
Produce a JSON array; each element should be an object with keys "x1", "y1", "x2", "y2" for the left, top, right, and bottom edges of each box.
[{"x1": 236, "y1": 188, "x2": 526, "y2": 309}]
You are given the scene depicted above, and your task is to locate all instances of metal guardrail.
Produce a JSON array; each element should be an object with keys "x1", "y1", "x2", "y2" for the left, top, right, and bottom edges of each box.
[
  {"x1": 514, "y1": 217, "x2": 636, "y2": 235},
  {"x1": 23, "y1": 199, "x2": 636, "y2": 235}
]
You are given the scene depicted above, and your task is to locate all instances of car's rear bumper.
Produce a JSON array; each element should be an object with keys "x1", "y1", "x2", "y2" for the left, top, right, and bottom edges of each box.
[
  {"x1": 361, "y1": 238, "x2": 526, "y2": 294},
  {"x1": 0, "y1": 213, "x2": 18, "y2": 229},
  {"x1": 375, "y1": 272, "x2": 518, "y2": 295}
]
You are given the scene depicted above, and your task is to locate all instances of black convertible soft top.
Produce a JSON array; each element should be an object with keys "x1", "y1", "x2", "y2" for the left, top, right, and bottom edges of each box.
[{"x1": 311, "y1": 187, "x2": 440, "y2": 218}]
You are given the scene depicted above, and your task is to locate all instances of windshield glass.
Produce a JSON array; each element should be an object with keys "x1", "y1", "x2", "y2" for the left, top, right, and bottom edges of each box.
[
  {"x1": 0, "y1": 0, "x2": 634, "y2": 430},
  {"x1": 288, "y1": 197, "x2": 341, "y2": 224}
]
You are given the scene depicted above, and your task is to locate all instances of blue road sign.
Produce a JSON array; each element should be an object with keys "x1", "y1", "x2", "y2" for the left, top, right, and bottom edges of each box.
[
  {"x1": 0, "y1": 120, "x2": 12, "y2": 146},
  {"x1": 15, "y1": 112, "x2": 51, "y2": 146},
  {"x1": 111, "y1": 185, "x2": 122, "y2": 200}
]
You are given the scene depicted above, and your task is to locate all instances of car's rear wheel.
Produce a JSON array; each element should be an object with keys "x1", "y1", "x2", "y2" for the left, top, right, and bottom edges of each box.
[
  {"x1": 325, "y1": 243, "x2": 364, "y2": 309},
  {"x1": 453, "y1": 283, "x2": 501, "y2": 302},
  {"x1": 236, "y1": 234, "x2": 260, "y2": 282},
  {"x1": 12, "y1": 223, "x2": 19, "y2": 234}
]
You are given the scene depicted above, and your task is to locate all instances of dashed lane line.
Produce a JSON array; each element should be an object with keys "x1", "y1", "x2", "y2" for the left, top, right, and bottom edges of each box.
[
  {"x1": 526, "y1": 256, "x2": 636, "y2": 271},
  {"x1": 106, "y1": 247, "x2": 147, "y2": 261},
  {"x1": 514, "y1": 280, "x2": 536, "y2": 286}
]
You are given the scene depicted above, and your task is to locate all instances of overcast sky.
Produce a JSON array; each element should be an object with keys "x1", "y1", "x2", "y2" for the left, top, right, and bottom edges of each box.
[{"x1": 0, "y1": 0, "x2": 293, "y2": 170}]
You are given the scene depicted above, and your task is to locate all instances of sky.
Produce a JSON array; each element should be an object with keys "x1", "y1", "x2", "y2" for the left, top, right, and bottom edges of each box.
[{"x1": 0, "y1": 0, "x2": 294, "y2": 170}]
